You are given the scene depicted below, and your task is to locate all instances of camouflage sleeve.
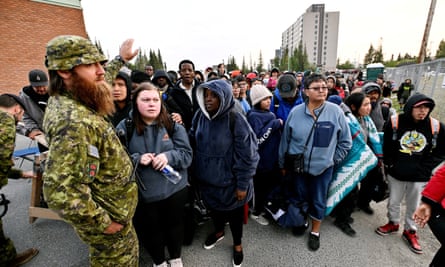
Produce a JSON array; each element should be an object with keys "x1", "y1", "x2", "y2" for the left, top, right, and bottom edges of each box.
[
  {"x1": 43, "y1": 122, "x2": 112, "y2": 233},
  {"x1": 0, "y1": 114, "x2": 22, "y2": 188},
  {"x1": 104, "y1": 59, "x2": 124, "y2": 85}
]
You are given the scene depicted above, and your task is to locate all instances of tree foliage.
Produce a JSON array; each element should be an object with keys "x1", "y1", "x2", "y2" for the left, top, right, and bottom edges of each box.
[{"x1": 436, "y1": 39, "x2": 445, "y2": 59}]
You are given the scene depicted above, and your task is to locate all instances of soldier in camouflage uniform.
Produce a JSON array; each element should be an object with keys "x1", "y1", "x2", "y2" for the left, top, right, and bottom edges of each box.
[
  {"x1": 0, "y1": 94, "x2": 39, "y2": 266},
  {"x1": 42, "y1": 35, "x2": 139, "y2": 267}
]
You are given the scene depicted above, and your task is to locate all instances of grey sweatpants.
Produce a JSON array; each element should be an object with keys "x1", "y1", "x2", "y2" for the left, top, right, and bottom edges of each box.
[{"x1": 386, "y1": 174, "x2": 426, "y2": 231}]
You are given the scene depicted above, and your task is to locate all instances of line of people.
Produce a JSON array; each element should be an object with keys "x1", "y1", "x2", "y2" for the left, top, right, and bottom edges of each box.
[{"x1": 2, "y1": 34, "x2": 445, "y2": 267}]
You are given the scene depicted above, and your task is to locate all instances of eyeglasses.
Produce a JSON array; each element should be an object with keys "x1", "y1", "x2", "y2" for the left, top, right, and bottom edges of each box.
[{"x1": 308, "y1": 86, "x2": 328, "y2": 91}]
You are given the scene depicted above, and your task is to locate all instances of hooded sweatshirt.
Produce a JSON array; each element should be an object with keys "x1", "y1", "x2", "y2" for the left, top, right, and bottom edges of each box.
[
  {"x1": 383, "y1": 93, "x2": 445, "y2": 182},
  {"x1": 190, "y1": 80, "x2": 259, "y2": 211},
  {"x1": 110, "y1": 71, "x2": 132, "y2": 127}
]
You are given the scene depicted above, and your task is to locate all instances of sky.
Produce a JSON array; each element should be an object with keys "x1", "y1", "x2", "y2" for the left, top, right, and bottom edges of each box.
[{"x1": 81, "y1": 0, "x2": 445, "y2": 71}]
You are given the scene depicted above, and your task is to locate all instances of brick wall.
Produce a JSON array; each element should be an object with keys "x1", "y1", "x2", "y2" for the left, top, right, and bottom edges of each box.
[{"x1": 0, "y1": 0, "x2": 87, "y2": 94}]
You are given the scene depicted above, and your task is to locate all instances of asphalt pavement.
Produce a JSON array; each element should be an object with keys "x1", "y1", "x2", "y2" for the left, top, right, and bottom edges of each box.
[{"x1": 2, "y1": 134, "x2": 439, "y2": 267}]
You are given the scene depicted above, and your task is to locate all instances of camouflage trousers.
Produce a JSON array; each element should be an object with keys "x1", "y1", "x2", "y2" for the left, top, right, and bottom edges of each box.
[
  {"x1": 0, "y1": 218, "x2": 17, "y2": 266},
  {"x1": 76, "y1": 221, "x2": 139, "y2": 267}
]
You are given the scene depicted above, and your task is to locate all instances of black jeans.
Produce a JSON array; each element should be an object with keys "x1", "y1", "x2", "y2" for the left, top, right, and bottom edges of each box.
[
  {"x1": 333, "y1": 186, "x2": 358, "y2": 223},
  {"x1": 428, "y1": 206, "x2": 445, "y2": 267},
  {"x1": 210, "y1": 205, "x2": 245, "y2": 246},
  {"x1": 134, "y1": 187, "x2": 188, "y2": 265}
]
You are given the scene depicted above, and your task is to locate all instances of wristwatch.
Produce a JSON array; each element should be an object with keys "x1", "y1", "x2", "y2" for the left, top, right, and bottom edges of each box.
[{"x1": 114, "y1": 55, "x2": 126, "y2": 64}]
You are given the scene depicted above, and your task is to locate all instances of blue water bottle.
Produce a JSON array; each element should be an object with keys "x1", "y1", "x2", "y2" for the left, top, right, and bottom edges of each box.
[{"x1": 161, "y1": 165, "x2": 182, "y2": 184}]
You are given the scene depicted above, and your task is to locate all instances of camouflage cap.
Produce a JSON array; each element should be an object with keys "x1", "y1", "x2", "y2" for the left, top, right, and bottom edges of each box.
[{"x1": 45, "y1": 35, "x2": 107, "y2": 70}]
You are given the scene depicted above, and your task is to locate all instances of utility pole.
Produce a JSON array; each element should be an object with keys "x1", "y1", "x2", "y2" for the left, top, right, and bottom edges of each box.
[{"x1": 418, "y1": 0, "x2": 436, "y2": 63}]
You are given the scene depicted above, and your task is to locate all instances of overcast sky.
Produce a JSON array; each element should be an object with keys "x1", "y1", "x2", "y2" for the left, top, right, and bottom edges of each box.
[{"x1": 81, "y1": 0, "x2": 444, "y2": 71}]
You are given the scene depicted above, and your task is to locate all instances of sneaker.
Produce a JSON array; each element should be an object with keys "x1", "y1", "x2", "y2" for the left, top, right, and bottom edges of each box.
[
  {"x1": 308, "y1": 232, "x2": 320, "y2": 251},
  {"x1": 375, "y1": 222, "x2": 399, "y2": 236},
  {"x1": 334, "y1": 220, "x2": 356, "y2": 237},
  {"x1": 292, "y1": 221, "x2": 309, "y2": 236},
  {"x1": 9, "y1": 248, "x2": 39, "y2": 267},
  {"x1": 402, "y1": 230, "x2": 423, "y2": 254},
  {"x1": 203, "y1": 232, "x2": 225, "y2": 250},
  {"x1": 250, "y1": 213, "x2": 269, "y2": 226},
  {"x1": 233, "y1": 247, "x2": 243, "y2": 267},
  {"x1": 153, "y1": 262, "x2": 168, "y2": 267},
  {"x1": 169, "y1": 258, "x2": 183, "y2": 267}
]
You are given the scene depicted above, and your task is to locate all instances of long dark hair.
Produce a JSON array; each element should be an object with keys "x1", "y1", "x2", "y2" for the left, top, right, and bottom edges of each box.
[
  {"x1": 131, "y1": 82, "x2": 173, "y2": 135},
  {"x1": 344, "y1": 92, "x2": 367, "y2": 117}
]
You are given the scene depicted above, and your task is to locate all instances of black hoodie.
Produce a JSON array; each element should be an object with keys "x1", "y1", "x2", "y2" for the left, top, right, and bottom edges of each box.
[
  {"x1": 383, "y1": 93, "x2": 445, "y2": 182},
  {"x1": 110, "y1": 71, "x2": 132, "y2": 127}
]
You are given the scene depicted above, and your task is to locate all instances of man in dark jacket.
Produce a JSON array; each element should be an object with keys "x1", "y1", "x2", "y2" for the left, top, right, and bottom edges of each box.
[
  {"x1": 165, "y1": 59, "x2": 201, "y2": 131},
  {"x1": 110, "y1": 71, "x2": 132, "y2": 127},
  {"x1": 376, "y1": 93, "x2": 445, "y2": 255},
  {"x1": 19, "y1": 69, "x2": 49, "y2": 143}
]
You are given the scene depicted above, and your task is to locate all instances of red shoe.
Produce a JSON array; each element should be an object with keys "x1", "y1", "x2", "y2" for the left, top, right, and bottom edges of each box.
[
  {"x1": 375, "y1": 222, "x2": 399, "y2": 236},
  {"x1": 402, "y1": 230, "x2": 423, "y2": 254}
]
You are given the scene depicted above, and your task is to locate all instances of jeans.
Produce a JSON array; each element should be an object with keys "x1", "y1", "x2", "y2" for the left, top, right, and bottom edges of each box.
[{"x1": 293, "y1": 166, "x2": 334, "y2": 221}]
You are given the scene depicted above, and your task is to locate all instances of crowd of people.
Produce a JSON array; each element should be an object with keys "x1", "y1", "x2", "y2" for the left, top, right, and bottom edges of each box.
[{"x1": 1, "y1": 35, "x2": 445, "y2": 267}]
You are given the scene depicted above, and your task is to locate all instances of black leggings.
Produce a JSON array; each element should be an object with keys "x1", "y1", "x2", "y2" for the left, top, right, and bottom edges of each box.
[
  {"x1": 211, "y1": 205, "x2": 245, "y2": 246},
  {"x1": 134, "y1": 187, "x2": 188, "y2": 265},
  {"x1": 428, "y1": 206, "x2": 445, "y2": 267}
]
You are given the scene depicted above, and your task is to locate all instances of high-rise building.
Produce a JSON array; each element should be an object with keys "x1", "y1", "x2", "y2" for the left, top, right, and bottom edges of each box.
[{"x1": 281, "y1": 4, "x2": 339, "y2": 71}]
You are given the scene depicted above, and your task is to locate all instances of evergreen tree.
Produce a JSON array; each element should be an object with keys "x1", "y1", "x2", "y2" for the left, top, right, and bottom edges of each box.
[
  {"x1": 364, "y1": 44, "x2": 375, "y2": 65},
  {"x1": 256, "y1": 51, "x2": 264, "y2": 73},
  {"x1": 435, "y1": 39, "x2": 445, "y2": 59}
]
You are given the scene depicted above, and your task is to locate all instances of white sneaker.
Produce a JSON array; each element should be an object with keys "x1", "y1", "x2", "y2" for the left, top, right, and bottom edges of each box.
[
  {"x1": 153, "y1": 261, "x2": 168, "y2": 267},
  {"x1": 250, "y1": 213, "x2": 269, "y2": 226},
  {"x1": 169, "y1": 258, "x2": 183, "y2": 267}
]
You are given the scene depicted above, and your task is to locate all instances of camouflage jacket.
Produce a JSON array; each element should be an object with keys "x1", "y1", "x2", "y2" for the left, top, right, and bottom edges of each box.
[
  {"x1": 0, "y1": 111, "x2": 23, "y2": 189},
  {"x1": 42, "y1": 93, "x2": 137, "y2": 233}
]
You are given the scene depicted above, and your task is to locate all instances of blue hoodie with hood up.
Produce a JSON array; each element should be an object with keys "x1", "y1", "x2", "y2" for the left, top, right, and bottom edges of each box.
[{"x1": 190, "y1": 80, "x2": 259, "y2": 211}]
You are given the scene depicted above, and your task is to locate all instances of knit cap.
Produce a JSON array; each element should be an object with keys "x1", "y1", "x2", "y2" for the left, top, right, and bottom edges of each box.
[{"x1": 250, "y1": 85, "x2": 272, "y2": 106}]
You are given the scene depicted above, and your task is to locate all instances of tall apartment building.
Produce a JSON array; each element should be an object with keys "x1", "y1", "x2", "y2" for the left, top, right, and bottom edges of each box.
[
  {"x1": 281, "y1": 4, "x2": 339, "y2": 71},
  {"x1": 0, "y1": 0, "x2": 87, "y2": 94}
]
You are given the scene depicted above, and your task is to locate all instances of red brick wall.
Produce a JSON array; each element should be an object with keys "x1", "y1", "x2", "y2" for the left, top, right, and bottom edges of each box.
[{"x1": 0, "y1": 0, "x2": 87, "y2": 94}]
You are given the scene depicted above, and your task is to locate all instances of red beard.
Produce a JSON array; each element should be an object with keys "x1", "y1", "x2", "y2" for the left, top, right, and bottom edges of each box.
[{"x1": 70, "y1": 72, "x2": 115, "y2": 116}]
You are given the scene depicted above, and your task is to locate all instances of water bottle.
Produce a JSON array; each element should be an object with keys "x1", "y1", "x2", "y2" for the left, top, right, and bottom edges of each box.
[{"x1": 161, "y1": 165, "x2": 182, "y2": 184}]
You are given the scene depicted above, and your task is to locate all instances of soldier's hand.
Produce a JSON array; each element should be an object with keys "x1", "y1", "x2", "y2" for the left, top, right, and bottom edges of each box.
[
  {"x1": 103, "y1": 221, "x2": 123, "y2": 234},
  {"x1": 22, "y1": 171, "x2": 37, "y2": 179},
  {"x1": 119, "y1": 39, "x2": 139, "y2": 62}
]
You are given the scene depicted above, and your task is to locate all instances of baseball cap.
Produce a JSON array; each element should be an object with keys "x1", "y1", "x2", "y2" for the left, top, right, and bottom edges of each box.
[
  {"x1": 413, "y1": 99, "x2": 434, "y2": 108},
  {"x1": 277, "y1": 74, "x2": 297, "y2": 98},
  {"x1": 45, "y1": 35, "x2": 107, "y2": 70},
  {"x1": 28, "y1": 69, "x2": 48, "y2": 87}
]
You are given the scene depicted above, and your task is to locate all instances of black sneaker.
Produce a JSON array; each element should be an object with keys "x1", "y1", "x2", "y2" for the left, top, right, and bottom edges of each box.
[
  {"x1": 334, "y1": 220, "x2": 356, "y2": 237},
  {"x1": 292, "y1": 221, "x2": 309, "y2": 236},
  {"x1": 203, "y1": 232, "x2": 224, "y2": 250},
  {"x1": 232, "y1": 247, "x2": 243, "y2": 267},
  {"x1": 308, "y1": 232, "x2": 320, "y2": 251}
]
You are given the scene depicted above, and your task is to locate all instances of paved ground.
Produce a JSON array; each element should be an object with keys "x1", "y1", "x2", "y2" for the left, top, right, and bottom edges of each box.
[{"x1": 2, "y1": 135, "x2": 440, "y2": 266}]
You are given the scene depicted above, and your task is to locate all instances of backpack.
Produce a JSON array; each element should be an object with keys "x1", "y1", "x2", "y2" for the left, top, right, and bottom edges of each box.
[{"x1": 390, "y1": 114, "x2": 440, "y2": 150}]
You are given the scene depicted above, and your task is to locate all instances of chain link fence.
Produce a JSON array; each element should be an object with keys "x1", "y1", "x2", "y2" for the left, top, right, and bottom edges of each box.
[{"x1": 385, "y1": 58, "x2": 445, "y2": 120}]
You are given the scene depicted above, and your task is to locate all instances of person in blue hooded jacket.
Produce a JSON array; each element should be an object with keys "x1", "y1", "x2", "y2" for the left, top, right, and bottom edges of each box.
[
  {"x1": 269, "y1": 73, "x2": 304, "y2": 122},
  {"x1": 189, "y1": 79, "x2": 259, "y2": 267}
]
